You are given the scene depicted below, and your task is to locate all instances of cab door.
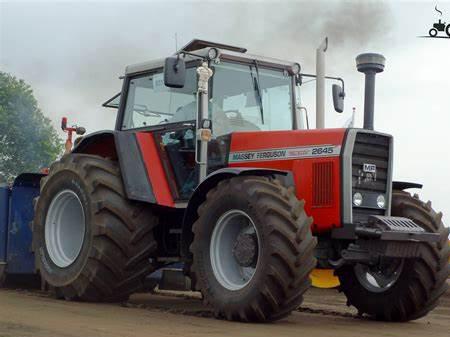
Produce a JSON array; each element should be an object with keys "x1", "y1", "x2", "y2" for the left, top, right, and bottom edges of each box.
[
  {"x1": 118, "y1": 64, "x2": 200, "y2": 206},
  {"x1": 152, "y1": 122, "x2": 198, "y2": 201}
]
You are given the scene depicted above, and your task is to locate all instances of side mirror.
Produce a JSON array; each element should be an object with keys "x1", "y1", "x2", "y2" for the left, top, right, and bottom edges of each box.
[
  {"x1": 332, "y1": 84, "x2": 345, "y2": 113},
  {"x1": 164, "y1": 56, "x2": 186, "y2": 88},
  {"x1": 76, "y1": 127, "x2": 86, "y2": 135}
]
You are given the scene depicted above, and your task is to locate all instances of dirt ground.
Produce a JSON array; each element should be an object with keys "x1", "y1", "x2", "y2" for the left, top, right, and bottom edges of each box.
[{"x1": 0, "y1": 284, "x2": 449, "y2": 337}]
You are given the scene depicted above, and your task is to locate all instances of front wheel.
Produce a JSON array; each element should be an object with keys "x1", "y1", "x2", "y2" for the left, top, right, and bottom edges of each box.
[
  {"x1": 429, "y1": 28, "x2": 438, "y2": 37},
  {"x1": 336, "y1": 190, "x2": 450, "y2": 321},
  {"x1": 190, "y1": 176, "x2": 317, "y2": 322}
]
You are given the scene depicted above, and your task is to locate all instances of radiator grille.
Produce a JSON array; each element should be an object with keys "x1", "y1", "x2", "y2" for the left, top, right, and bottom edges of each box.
[
  {"x1": 352, "y1": 133, "x2": 389, "y2": 192},
  {"x1": 313, "y1": 161, "x2": 333, "y2": 207},
  {"x1": 352, "y1": 132, "x2": 390, "y2": 223}
]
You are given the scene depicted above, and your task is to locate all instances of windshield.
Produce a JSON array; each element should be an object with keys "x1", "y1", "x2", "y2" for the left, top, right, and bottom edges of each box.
[
  {"x1": 122, "y1": 67, "x2": 197, "y2": 130},
  {"x1": 121, "y1": 61, "x2": 295, "y2": 133},
  {"x1": 210, "y1": 62, "x2": 293, "y2": 136}
]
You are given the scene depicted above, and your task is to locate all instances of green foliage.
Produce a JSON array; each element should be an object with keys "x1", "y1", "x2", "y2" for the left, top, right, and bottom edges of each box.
[{"x1": 0, "y1": 72, "x2": 63, "y2": 182}]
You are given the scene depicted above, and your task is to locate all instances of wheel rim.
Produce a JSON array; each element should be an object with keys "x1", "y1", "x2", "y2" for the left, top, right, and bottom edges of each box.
[
  {"x1": 45, "y1": 190, "x2": 86, "y2": 268},
  {"x1": 210, "y1": 209, "x2": 260, "y2": 291},
  {"x1": 354, "y1": 258, "x2": 404, "y2": 293}
]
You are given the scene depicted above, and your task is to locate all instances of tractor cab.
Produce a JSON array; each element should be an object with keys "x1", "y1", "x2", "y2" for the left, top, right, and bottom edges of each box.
[
  {"x1": 103, "y1": 39, "x2": 343, "y2": 200},
  {"x1": 107, "y1": 39, "x2": 305, "y2": 133}
]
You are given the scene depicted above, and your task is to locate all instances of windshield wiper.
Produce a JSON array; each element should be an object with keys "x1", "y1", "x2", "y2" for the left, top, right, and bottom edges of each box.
[{"x1": 251, "y1": 61, "x2": 264, "y2": 124}]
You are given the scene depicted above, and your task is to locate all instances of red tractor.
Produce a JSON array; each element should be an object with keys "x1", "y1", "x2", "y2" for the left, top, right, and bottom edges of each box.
[{"x1": 31, "y1": 39, "x2": 449, "y2": 322}]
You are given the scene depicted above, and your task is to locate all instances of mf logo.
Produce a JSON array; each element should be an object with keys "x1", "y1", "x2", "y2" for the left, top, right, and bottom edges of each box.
[
  {"x1": 424, "y1": 5, "x2": 450, "y2": 38},
  {"x1": 357, "y1": 163, "x2": 377, "y2": 185},
  {"x1": 363, "y1": 163, "x2": 377, "y2": 173}
]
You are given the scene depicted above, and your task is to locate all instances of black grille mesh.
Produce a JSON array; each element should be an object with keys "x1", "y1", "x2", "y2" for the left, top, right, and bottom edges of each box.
[{"x1": 352, "y1": 132, "x2": 390, "y2": 223}]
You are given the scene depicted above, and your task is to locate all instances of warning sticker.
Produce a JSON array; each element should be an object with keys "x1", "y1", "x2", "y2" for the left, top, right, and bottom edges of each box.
[
  {"x1": 153, "y1": 73, "x2": 165, "y2": 92},
  {"x1": 228, "y1": 145, "x2": 341, "y2": 163}
]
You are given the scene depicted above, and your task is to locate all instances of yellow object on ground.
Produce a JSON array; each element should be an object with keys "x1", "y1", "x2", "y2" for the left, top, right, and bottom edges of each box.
[{"x1": 310, "y1": 269, "x2": 340, "y2": 288}]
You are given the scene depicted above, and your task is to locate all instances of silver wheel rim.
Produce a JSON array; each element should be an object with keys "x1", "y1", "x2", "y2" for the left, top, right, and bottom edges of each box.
[
  {"x1": 45, "y1": 189, "x2": 86, "y2": 268},
  {"x1": 210, "y1": 209, "x2": 260, "y2": 291},
  {"x1": 354, "y1": 258, "x2": 404, "y2": 293}
]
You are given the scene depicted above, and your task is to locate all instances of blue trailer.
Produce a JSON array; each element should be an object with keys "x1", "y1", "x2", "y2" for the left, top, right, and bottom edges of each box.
[
  {"x1": 0, "y1": 173, "x2": 45, "y2": 284},
  {"x1": 0, "y1": 172, "x2": 183, "y2": 289}
]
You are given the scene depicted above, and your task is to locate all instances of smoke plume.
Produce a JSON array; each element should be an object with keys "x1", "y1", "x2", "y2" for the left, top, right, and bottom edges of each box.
[{"x1": 0, "y1": 1, "x2": 393, "y2": 132}]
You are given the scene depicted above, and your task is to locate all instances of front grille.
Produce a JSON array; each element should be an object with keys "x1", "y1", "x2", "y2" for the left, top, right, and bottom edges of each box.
[{"x1": 352, "y1": 132, "x2": 391, "y2": 223}]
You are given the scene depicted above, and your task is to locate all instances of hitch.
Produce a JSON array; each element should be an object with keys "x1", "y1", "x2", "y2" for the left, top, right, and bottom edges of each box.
[
  {"x1": 329, "y1": 243, "x2": 379, "y2": 269},
  {"x1": 61, "y1": 117, "x2": 86, "y2": 154},
  {"x1": 330, "y1": 215, "x2": 440, "y2": 268}
]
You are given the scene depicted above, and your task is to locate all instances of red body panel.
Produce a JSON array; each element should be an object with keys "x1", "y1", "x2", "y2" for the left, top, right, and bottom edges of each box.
[
  {"x1": 135, "y1": 127, "x2": 347, "y2": 233},
  {"x1": 136, "y1": 132, "x2": 175, "y2": 207},
  {"x1": 229, "y1": 129, "x2": 347, "y2": 233}
]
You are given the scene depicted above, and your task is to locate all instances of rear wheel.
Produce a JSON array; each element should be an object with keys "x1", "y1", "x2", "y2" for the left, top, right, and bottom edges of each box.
[
  {"x1": 32, "y1": 154, "x2": 158, "y2": 302},
  {"x1": 190, "y1": 176, "x2": 317, "y2": 322},
  {"x1": 337, "y1": 190, "x2": 450, "y2": 321}
]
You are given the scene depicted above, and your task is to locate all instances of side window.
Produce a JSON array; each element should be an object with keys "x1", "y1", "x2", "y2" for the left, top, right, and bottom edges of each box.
[
  {"x1": 155, "y1": 127, "x2": 197, "y2": 200},
  {"x1": 122, "y1": 68, "x2": 197, "y2": 130}
]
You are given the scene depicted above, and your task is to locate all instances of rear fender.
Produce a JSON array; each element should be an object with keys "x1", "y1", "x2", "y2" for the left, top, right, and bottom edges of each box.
[
  {"x1": 72, "y1": 130, "x2": 117, "y2": 159},
  {"x1": 180, "y1": 167, "x2": 292, "y2": 259},
  {"x1": 72, "y1": 131, "x2": 156, "y2": 204}
]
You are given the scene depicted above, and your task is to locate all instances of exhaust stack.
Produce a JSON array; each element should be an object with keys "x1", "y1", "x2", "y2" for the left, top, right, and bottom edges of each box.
[
  {"x1": 356, "y1": 53, "x2": 385, "y2": 130},
  {"x1": 316, "y1": 37, "x2": 328, "y2": 129}
]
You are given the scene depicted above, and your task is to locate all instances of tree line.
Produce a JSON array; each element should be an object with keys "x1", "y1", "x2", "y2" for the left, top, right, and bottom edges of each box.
[{"x1": 0, "y1": 72, "x2": 62, "y2": 183}]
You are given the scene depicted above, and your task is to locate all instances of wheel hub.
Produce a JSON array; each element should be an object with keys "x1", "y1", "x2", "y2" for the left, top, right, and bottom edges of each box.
[
  {"x1": 210, "y1": 209, "x2": 261, "y2": 291},
  {"x1": 232, "y1": 233, "x2": 258, "y2": 267},
  {"x1": 45, "y1": 189, "x2": 86, "y2": 268},
  {"x1": 354, "y1": 258, "x2": 404, "y2": 293}
]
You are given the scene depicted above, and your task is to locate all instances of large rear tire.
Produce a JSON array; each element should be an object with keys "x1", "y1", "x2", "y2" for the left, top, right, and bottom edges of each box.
[
  {"x1": 190, "y1": 176, "x2": 317, "y2": 322},
  {"x1": 32, "y1": 154, "x2": 157, "y2": 302},
  {"x1": 336, "y1": 190, "x2": 450, "y2": 321}
]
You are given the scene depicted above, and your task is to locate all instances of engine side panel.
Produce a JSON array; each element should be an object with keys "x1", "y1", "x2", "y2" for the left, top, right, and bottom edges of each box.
[{"x1": 228, "y1": 128, "x2": 346, "y2": 233}]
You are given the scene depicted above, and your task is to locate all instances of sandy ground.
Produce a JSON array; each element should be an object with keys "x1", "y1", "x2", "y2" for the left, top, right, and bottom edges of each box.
[{"x1": 0, "y1": 285, "x2": 449, "y2": 337}]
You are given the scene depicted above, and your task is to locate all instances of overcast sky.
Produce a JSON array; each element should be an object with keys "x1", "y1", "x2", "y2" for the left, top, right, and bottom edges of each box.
[{"x1": 1, "y1": 0, "x2": 449, "y2": 225}]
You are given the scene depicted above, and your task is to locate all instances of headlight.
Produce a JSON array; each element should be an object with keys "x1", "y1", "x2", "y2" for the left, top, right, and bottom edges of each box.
[
  {"x1": 353, "y1": 192, "x2": 363, "y2": 206},
  {"x1": 207, "y1": 47, "x2": 219, "y2": 60},
  {"x1": 291, "y1": 63, "x2": 301, "y2": 75},
  {"x1": 377, "y1": 194, "x2": 386, "y2": 208}
]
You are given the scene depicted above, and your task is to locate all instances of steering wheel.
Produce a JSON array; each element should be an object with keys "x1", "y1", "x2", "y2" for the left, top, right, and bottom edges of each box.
[
  {"x1": 221, "y1": 109, "x2": 260, "y2": 131},
  {"x1": 223, "y1": 109, "x2": 244, "y2": 120}
]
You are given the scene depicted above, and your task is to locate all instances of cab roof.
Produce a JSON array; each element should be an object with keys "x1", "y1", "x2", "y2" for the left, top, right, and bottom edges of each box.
[{"x1": 124, "y1": 39, "x2": 300, "y2": 76}]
